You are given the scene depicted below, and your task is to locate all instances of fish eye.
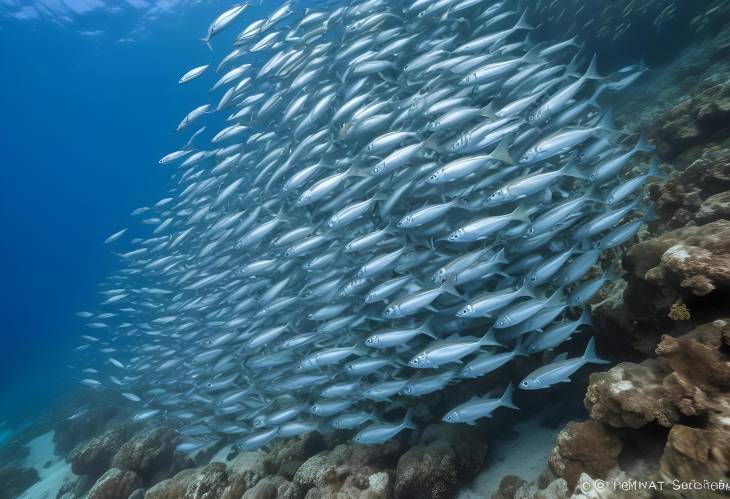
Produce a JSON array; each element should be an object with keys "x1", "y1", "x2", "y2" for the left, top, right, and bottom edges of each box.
[
  {"x1": 520, "y1": 380, "x2": 529, "y2": 387},
  {"x1": 411, "y1": 358, "x2": 419, "y2": 365},
  {"x1": 372, "y1": 167, "x2": 379, "y2": 174},
  {"x1": 528, "y1": 114, "x2": 534, "y2": 122},
  {"x1": 527, "y1": 227, "x2": 535, "y2": 234},
  {"x1": 529, "y1": 276, "x2": 537, "y2": 282},
  {"x1": 365, "y1": 337, "x2": 374, "y2": 344}
]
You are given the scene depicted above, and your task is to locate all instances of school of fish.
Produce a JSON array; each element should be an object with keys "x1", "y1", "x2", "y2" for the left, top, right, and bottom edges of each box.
[{"x1": 76, "y1": 0, "x2": 659, "y2": 453}]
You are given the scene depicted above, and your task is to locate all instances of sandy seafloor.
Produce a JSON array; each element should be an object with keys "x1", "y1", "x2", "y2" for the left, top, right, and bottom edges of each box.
[
  {"x1": 18, "y1": 432, "x2": 72, "y2": 499},
  {"x1": 458, "y1": 419, "x2": 558, "y2": 498}
]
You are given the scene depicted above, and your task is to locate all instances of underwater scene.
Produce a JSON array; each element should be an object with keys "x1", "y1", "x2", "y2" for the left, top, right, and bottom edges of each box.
[{"x1": 1, "y1": 0, "x2": 730, "y2": 497}]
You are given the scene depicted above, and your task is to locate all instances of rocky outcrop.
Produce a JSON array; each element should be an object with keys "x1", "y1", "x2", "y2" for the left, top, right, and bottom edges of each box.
[
  {"x1": 293, "y1": 441, "x2": 401, "y2": 498},
  {"x1": 68, "y1": 425, "x2": 133, "y2": 478},
  {"x1": 0, "y1": 465, "x2": 39, "y2": 499},
  {"x1": 111, "y1": 427, "x2": 185, "y2": 484},
  {"x1": 654, "y1": 83, "x2": 730, "y2": 160},
  {"x1": 547, "y1": 420, "x2": 622, "y2": 490},
  {"x1": 87, "y1": 467, "x2": 143, "y2": 499},
  {"x1": 650, "y1": 149, "x2": 730, "y2": 229},
  {"x1": 628, "y1": 219, "x2": 730, "y2": 297},
  {"x1": 54, "y1": 405, "x2": 119, "y2": 455},
  {"x1": 394, "y1": 424, "x2": 487, "y2": 499},
  {"x1": 145, "y1": 462, "x2": 247, "y2": 499},
  {"x1": 584, "y1": 360, "x2": 678, "y2": 428}
]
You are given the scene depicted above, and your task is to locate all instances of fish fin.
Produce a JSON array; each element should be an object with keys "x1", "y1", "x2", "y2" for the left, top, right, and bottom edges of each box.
[
  {"x1": 466, "y1": 420, "x2": 476, "y2": 426},
  {"x1": 513, "y1": 338, "x2": 528, "y2": 357},
  {"x1": 554, "y1": 352, "x2": 569, "y2": 362},
  {"x1": 521, "y1": 44, "x2": 543, "y2": 64},
  {"x1": 634, "y1": 134, "x2": 655, "y2": 154},
  {"x1": 480, "y1": 329, "x2": 503, "y2": 347},
  {"x1": 646, "y1": 157, "x2": 665, "y2": 180},
  {"x1": 596, "y1": 106, "x2": 616, "y2": 133},
  {"x1": 479, "y1": 101, "x2": 499, "y2": 120},
  {"x1": 423, "y1": 135, "x2": 443, "y2": 153},
  {"x1": 509, "y1": 204, "x2": 532, "y2": 223},
  {"x1": 402, "y1": 408, "x2": 417, "y2": 430},
  {"x1": 584, "y1": 53, "x2": 603, "y2": 80},
  {"x1": 499, "y1": 383, "x2": 519, "y2": 410},
  {"x1": 582, "y1": 337, "x2": 610, "y2": 364},
  {"x1": 578, "y1": 309, "x2": 593, "y2": 329},
  {"x1": 200, "y1": 37, "x2": 213, "y2": 51},
  {"x1": 513, "y1": 9, "x2": 533, "y2": 30},
  {"x1": 488, "y1": 136, "x2": 514, "y2": 165},
  {"x1": 439, "y1": 276, "x2": 463, "y2": 298},
  {"x1": 492, "y1": 247, "x2": 509, "y2": 265},
  {"x1": 545, "y1": 287, "x2": 566, "y2": 307}
]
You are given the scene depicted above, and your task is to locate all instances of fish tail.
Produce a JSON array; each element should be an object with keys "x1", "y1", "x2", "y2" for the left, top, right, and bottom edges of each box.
[
  {"x1": 582, "y1": 337, "x2": 610, "y2": 364},
  {"x1": 584, "y1": 53, "x2": 603, "y2": 80},
  {"x1": 513, "y1": 338, "x2": 528, "y2": 357},
  {"x1": 578, "y1": 308, "x2": 593, "y2": 329},
  {"x1": 402, "y1": 408, "x2": 417, "y2": 430},
  {"x1": 634, "y1": 134, "x2": 655, "y2": 153},
  {"x1": 488, "y1": 137, "x2": 514, "y2": 165},
  {"x1": 513, "y1": 9, "x2": 533, "y2": 31},
  {"x1": 596, "y1": 106, "x2": 616, "y2": 133},
  {"x1": 200, "y1": 37, "x2": 213, "y2": 51},
  {"x1": 493, "y1": 247, "x2": 509, "y2": 265},
  {"x1": 509, "y1": 204, "x2": 532, "y2": 223},
  {"x1": 499, "y1": 383, "x2": 519, "y2": 410},
  {"x1": 646, "y1": 157, "x2": 665, "y2": 179},
  {"x1": 480, "y1": 329, "x2": 503, "y2": 347},
  {"x1": 439, "y1": 276, "x2": 462, "y2": 298},
  {"x1": 423, "y1": 135, "x2": 443, "y2": 153},
  {"x1": 479, "y1": 101, "x2": 499, "y2": 120}
]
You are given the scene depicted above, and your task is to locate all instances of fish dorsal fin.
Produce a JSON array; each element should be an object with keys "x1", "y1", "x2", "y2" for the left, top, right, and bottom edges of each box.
[{"x1": 554, "y1": 352, "x2": 569, "y2": 362}]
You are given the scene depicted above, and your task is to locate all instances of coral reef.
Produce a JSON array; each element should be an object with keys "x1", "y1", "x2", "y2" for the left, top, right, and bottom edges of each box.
[
  {"x1": 394, "y1": 424, "x2": 487, "y2": 499},
  {"x1": 68, "y1": 425, "x2": 134, "y2": 478},
  {"x1": 547, "y1": 420, "x2": 622, "y2": 490},
  {"x1": 87, "y1": 467, "x2": 143, "y2": 499}
]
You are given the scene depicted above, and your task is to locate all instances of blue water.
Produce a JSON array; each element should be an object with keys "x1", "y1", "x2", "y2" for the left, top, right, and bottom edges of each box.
[{"x1": 0, "y1": 4, "x2": 230, "y2": 427}]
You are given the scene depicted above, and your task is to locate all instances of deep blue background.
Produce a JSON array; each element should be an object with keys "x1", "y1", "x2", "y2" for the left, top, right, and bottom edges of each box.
[{"x1": 0, "y1": 7, "x2": 223, "y2": 426}]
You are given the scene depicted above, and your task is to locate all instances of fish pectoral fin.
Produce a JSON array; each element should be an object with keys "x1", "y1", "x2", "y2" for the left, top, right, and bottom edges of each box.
[
  {"x1": 558, "y1": 378, "x2": 572, "y2": 383},
  {"x1": 466, "y1": 421, "x2": 476, "y2": 426}
]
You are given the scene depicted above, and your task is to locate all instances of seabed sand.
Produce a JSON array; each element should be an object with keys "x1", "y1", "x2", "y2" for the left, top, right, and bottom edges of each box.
[
  {"x1": 18, "y1": 431, "x2": 73, "y2": 499},
  {"x1": 458, "y1": 418, "x2": 558, "y2": 498}
]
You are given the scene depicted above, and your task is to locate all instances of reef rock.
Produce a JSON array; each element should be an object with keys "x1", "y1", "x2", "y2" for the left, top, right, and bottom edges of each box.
[
  {"x1": 0, "y1": 465, "x2": 39, "y2": 499},
  {"x1": 651, "y1": 148, "x2": 730, "y2": 229},
  {"x1": 547, "y1": 420, "x2": 622, "y2": 490},
  {"x1": 111, "y1": 427, "x2": 184, "y2": 483},
  {"x1": 584, "y1": 360, "x2": 678, "y2": 428},
  {"x1": 654, "y1": 82, "x2": 730, "y2": 160},
  {"x1": 87, "y1": 467, "x2": 143, "y2": 499},
  {"x1": 660, "y1": 424, "x2": 730, "y2": 488},
  {"x1": 144, "y1": 462, "x2": 246, "y2": 499},
  {"x1": 241, "y1": 475, "x2": 302, "y2": 499},
  {"x1": 68, "y1": 425, "x2": 132, "y2": 478},
  {"x1": 54, "y1": 405, "x2": 118, "y2": 455},
  {"x1": 394, "y1": 424, "x2": 487, "y2": 499},
  {"x1": 293, "y1": 441, "x2": 401, "y2": 498},
  {"x1": 627, "y1": 219, "x2": 730, "y2": 297}
]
